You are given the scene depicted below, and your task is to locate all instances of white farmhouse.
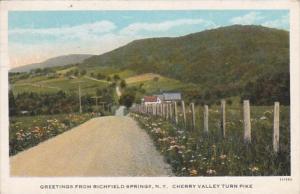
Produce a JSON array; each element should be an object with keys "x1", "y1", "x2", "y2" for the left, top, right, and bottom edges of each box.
[{"x1": 142, "y1": 96, "x2": 162, "y2": 105}]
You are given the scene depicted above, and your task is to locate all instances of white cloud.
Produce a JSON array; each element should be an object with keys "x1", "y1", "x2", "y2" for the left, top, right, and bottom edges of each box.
[
  {"x1": 230, "y1": 12, "x2": 264, "y2": 25},
  {"x1": 9, "y1": 20, "x2": 117, "y2": 39},
  {"x1": 9, "y1": 18, "x2": 217, "y2": 67},
  {"x1": 9, "y1": 33, "x2": 136, "y2": 68},
  {"x1": 262, "y1": 14, "x2": 289, "y2": 30},
  {"x1": 120, "y1": 18, "x2": 216, "y2": 35}
]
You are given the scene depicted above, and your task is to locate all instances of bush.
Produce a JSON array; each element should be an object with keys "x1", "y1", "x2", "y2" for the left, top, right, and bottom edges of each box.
[{"x1": 119, "y1": 92, "x2": 135, "y2": 108}]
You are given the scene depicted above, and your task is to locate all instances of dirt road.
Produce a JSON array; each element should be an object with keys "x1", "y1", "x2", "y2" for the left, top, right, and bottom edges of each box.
[{"x1": 10, "y1": 116, "x2": 172, "y2": 177}]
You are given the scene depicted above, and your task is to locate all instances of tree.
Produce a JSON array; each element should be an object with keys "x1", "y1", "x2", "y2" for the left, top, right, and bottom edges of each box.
[
  {"x1": 113, "y1": 74, "x2": 120, "y2": 81},
  {"x1": 153, "y1": 76, "x2": 159, "y2": 82},
  {"x1": 119, "y1": 92, "x2": 135, "y2": 108},
  {"x1": 9, "y1": 90, "x2": 17, "y2": 116},
  {"x1": 80, "y1": 69, "x2": 87, "y2": 76},
  {"x1": 120, "y1": 79, "x2": 127, "y2": 89},
  {"x1": 97, "y1": 73, "x2": 106, "y2": 80},
  {"x1": 74, "y1": 69, "x2": 79, "y2": 77}
]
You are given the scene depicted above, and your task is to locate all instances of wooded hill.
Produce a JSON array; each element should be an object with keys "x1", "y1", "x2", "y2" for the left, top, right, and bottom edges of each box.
[
  {"x1": 9, "y1": 25, "x2": 290, "y2": 106},
  {"x1": 11, "y1": 54, "x2": 94, "y2": 73},
  {"x1": 82, "y1": 25, "x2": 289, "y2": 105}
]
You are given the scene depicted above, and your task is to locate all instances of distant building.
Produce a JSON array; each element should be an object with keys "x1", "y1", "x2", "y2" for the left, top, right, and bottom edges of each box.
[
  {"x1": 68, "y1": 75, "x2": 77, "y2": 79},
  {"x1": 20, "y1": 110, "x2": 29, "y2": 115},
  {"x1": 142, "y1": 96, "x2": 162, "y2": 105},
  {"x1": 161, "y1": 92, "x2": 182, "y2": 102},
  {"x1": 142, "y1": 92, "x2": 182, "y2": 105}
]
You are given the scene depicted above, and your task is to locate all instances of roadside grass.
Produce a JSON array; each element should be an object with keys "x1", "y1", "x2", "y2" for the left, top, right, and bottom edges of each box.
[
  {"x1": 9, "y1": 113, "x2": 96, "y2": 156},
  {"x1": 131, "y1": 105, "x2": 290, "y2": 176}
]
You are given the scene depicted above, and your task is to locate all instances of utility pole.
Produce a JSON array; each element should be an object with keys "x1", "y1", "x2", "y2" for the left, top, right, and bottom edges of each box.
[
  {"x1": 73, "y1": 80, "x2": 85, "y2": 114},
  {"x1": 91, "y1": 96, "x2": 102, "y2": 112},
  {"x1": 79, "y1": 84, "x2": 82, "y2": 113},
  {"x1": 99, "y1": 101, "x2": 106, "y2": 111}
]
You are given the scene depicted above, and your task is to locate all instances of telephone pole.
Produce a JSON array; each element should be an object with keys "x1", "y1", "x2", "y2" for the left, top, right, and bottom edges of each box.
[
  {"x1": 73, "y1": 80, "x2": 85, "y2": 114},
  {"x1": 79, "y1": 85, "x2": 82, "y2": 113},
  {"x1": 99, "y1": 101, "x2": 107, "y2": 111},
  {"x1": 91, "y1": 96, "x2": 102, "y2": 112}
]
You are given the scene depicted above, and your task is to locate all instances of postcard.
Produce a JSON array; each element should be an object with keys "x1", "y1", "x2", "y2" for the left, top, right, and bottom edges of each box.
[{"x1": 0, "y1": 0, "x2": 299, "y2": 194}]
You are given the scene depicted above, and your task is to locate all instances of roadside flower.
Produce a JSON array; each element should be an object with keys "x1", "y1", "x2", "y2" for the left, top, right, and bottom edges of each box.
[
  {"x1": 151, "y1": 123, "x2": 158, "y2": 127},
  {"x1": 167, "y1": 145, "x2": 181, "y2": 151},
  {"x1": 151, "y1": 127, "x2": 162, "y2": 134},
  {"x1": 249, "y1": 166, "x2": 259, "y2": 172},
  {"x1": 260, "y1": 116, "x2": 267, "y2": 120},
  {"x1": 220, "y1": 154, "x2": 227, "y2": 160},
  {"x1": 206, "y1": 169, "x2": 217, "y2": 175},
  {"x1": 170, "y1": 140, "x2": 176, "y2": 144},
  {"x1": 189, "y1": 169, "x2": 198, "y2": 176}
]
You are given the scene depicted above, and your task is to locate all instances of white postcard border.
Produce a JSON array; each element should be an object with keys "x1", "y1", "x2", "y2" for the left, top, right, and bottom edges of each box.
[{"x1": 0, "y1": 1, "x2": 299, "y2": 194}]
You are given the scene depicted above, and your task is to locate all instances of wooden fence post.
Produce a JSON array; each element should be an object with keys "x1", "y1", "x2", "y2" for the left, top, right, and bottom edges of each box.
[
  {"x1": 221, "y1": 99, "x2": 226, "y2": 138},
  {"x1": 174, "y1": 101, "x2": 178, "y2": 124},
  {"x1": 169, "y1": 103, "x2": 173, "y2": 120},
  {"x1": 153, "y1": 104, "x2": 155, "y2": 115},
  {"x1": 166, "y1": 103, "x2": 169, "y2": 120},
  {"x1": 191, "y1": 103, "x2": 196, "y2": 129},
  {"x1": 243, "y1": 100, "x2": 251, "y2": 143},
  {"x1": 204, "y1": 105, "x2": 209, "y2": 134},
  {"x1": 181, "y1": 100, "x2": 187, "y2": 128},
  {"x1": 273, "y1": 102, "x2": 280, "y2": 153}
]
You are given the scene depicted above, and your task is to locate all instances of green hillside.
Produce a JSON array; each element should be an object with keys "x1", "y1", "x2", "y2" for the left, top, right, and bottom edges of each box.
[
  {"x1": 83, "y1": 25, "x2": 289, "y2": 104},
  {"x1": 9, "y1": 25, "x2": 290, "y2": 106}
]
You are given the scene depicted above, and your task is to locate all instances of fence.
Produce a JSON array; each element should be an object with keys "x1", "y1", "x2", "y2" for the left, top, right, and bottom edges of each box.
[{"x1": 132, "y1": 99, "x2": 281, "y2": 153}]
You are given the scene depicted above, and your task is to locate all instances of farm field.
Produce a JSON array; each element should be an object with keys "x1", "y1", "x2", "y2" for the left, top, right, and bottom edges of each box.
[
  {"x1": 10, "y1": 64, "x2": 194, "y2": 99},
  {"x1": 131, "y1": 104, "x2": 290, "y2": 176},
  {"x1": 11, "y1": 76, "x2": 109, "y2": 95},
  {"x1": 127, "y1": 73, "x2": 195, "y2": 94}
]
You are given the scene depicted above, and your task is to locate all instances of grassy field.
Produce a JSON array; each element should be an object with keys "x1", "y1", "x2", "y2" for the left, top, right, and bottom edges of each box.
[
  {"x1": 127, "y1": 74, "x2": 194, "y2": 94},
  {"x1": 131, "y1": 104, "x2": 290, "y2": 176},
  {"x1": 9, "y1": 113, "x2": 96, "y2": 156},
  {"x1": 11, "y1": 76, "x2": 109, "y2": 95},
  {"x1": 10, "y1": 66, "x2": 193, "y2": 99},
  {"x1": 125, "y1": 73, "x2": 161, "y2": 83}
]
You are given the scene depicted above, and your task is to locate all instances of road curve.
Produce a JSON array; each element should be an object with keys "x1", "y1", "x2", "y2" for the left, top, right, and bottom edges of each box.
[{"x1": 10, "y1": 116, "x2": 173, "y2": 177}]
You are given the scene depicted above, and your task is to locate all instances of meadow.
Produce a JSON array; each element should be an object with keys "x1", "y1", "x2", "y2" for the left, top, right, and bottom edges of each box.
[
  {"x1": 9, "y1": 113, "x2": 96, "y2": 156},
  {"x1": 11, "y1": 76, "x2": 109, "y2": 95},
  {"x1": 131, "y1": 104, "x2": 290, "y2": 176}
]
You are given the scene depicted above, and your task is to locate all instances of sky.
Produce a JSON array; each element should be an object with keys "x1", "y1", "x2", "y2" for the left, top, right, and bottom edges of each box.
[{"x1": 8, "y1": 10, "x2": 289, "y2": 68}]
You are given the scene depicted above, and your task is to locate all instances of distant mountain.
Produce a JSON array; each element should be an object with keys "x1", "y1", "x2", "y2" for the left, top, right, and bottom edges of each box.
[
  {"x1": 82, "y1": 25, "x2": 289, "y2": 104},
  {"x1": 11, "y1": 54, "x2": 94, "y2": 72}
]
